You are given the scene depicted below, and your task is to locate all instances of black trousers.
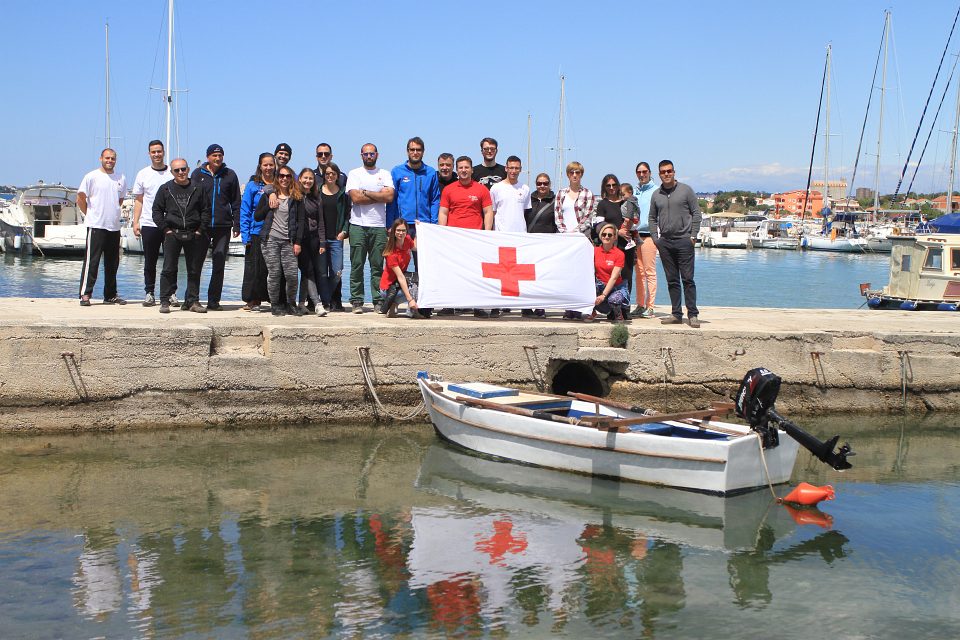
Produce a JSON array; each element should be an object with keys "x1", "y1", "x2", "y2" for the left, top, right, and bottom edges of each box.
[
  {"x1": 141, "y1": 225, "x2": 164, "y2": 295},
  {"x1": 656, "y1": 236, "x2": 698, "y2": 318},
  {"x1": 160, "y1": 230, "x2": 205, "y2": 305},
  {"x1": 79, "y1": 227, "x2": 121, "y2": 299},
  {"x1": 206, "y1": 226, "x2": 232, "y2": 305},
  {"x1": 241, "y1": 235, "x2": 269, "y2": 303}
]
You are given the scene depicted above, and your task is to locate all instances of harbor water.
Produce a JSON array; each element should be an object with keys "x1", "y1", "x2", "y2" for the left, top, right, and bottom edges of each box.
[
  {"x1": 0, "y1": 246, "x2": 891, "y2": 308},
  {"x1": 0, "y1": 416, "x2": 957, "y2": 638}
]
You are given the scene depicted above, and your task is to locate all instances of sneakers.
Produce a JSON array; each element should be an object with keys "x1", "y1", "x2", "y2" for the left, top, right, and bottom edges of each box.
[
  {"x1": 386, "y1": 302, "x2": 398, "y2": 318},
  {"x1": 521, "y1": 309, "x2": 535, "y2": 318},
  {"x1": 79, "y1": 296, "x2": 91, "y2": 307},
  {"x1": 352, "y1": 303, "x2": 364, "y2": 314},
  {"x1": 630, "y1": 305, "x2": 644, "y2": 318},
  {"x1": 582, "y1": 313, "x2": 596, "y2": 323},
  {"x1": 104, "y1": 296, "x2": 127, "y2": 305},
  {"x1": 612, "y1": 305, "x2": 626, "y2": 323},
  {"x1": 473, "y1": 309, "x2": 491, "y2": 318},
  {"x1": 489, "y1": 309, "x2": 501, "y2": 318},
  {"x1": 661, "y1": 316, "x2": 682, "y2": 325},
  {"x1": 316, "y1": 305, "x2": 328, "y2": 317},
  {"x1": 181, "y1": 301, "x2": 190, "y2": 311},
  {"x1": 272, "y1": 305, "x2": 286, "y2": 317},
  {"x1": 437, "y1": 308, "x2": 455, "y2": 316},
  {"x1": 331, "y1": 302, "x2": 346, "y2": 312},
  {"x1": 534, "y1": 309, "x2": 546, "y2": 317},
  {"x1": 206, "y1": 302, "x2": 223, "y2": 311},
  {"x1": 143, "y1": 293, "x2": 156, "y2": 307},
  {"x1": 688, "y1": 316, "x2": 701, "y2": 329},
  {"x1": 169, "y1": 293, "x2": 179, "y2": 307},
  {"x1": 159, "y1": 302, "x2": 171, "y2": 314},
  {"x1": 641, "y1": 307, "x2": 656, "y2": 319},
  {"x1": 189, "y1": 302, "x2": 207, "y2": 313}
]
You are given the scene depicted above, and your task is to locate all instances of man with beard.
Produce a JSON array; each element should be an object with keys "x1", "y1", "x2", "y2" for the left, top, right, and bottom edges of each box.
[
  {"x1": 472, "y1": 137, "x2": 506, "y2": 189},
  {"x1": 346, "y1": 143, "x2": 395, "y2": 313},
  {"x1": 191, "y1": 144, "x2": 241, "y2": 311},
  {"x1": 437, "y1": 152, "x2": 457, "y2": 190}
]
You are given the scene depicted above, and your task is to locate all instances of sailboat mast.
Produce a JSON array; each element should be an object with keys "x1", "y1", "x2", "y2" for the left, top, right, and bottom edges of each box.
[
  {"x1": 948, "y1": 68, "x2": 960, "y2": 213},
  {"x1": 823, "y1": 44, "x2": 831, "y2": 213},
  {"x1": 105, "y1": 21, "x2": 111, "y2": 147},
  {"x1": 165, "y1": 0, "x2": 173, "y2": 155},
  {"x1": 556, "y1": 75, "x2": 565, "y2": 181},
  {"x1": 526, "y1": 112, "x2": 531, "y2": 186},
  {"x1": 873, "y1": 11, "x2": 890, "y2": 220}
]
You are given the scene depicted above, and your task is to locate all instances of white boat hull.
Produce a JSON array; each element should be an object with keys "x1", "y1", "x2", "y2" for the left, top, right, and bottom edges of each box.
[
  {"x1": 418, "y1": 379, "x2": 799, "y2": 496},
  {"x1": 749, "y1": 237, "x2": 800, "y2": 250},
  {"x1": 802, "y1": 234, "x2": 868, "y2": 252}
]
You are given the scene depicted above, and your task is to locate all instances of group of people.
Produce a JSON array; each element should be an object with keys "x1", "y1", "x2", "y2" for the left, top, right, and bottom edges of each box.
[{"x1": 76, "y1": 136, "x2": 702, "y2": 326}]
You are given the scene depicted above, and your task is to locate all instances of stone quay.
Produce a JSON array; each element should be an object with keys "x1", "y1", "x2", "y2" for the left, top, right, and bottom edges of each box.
[{"x1": 1, "y1": 298, "x2": 957, "y2": 432}]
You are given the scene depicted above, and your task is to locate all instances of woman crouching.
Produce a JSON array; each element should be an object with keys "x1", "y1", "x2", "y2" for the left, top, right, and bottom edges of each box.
[
  {"x1": 379, "y1": 219, "x2": 421, "y2": 318},
  {"x1": 254, "y1": 167, "x2": 306, "y2": 316},
  {"x1": 589, "y1": 222, "x2": 630, "y2": 323}
]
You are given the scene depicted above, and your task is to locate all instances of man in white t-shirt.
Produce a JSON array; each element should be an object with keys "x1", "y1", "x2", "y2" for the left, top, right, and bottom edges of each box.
[
  {"x1": 345, "y1": 143, "x2": 395, "y2": 313},
  {"x1": 131, "y1": 139, "x2": 173, "y2": 306},
  {"x1": 77, "y1": 148, "x2": 127, "y2": 306},
  {"x1": 490, "y1": 156, "x2": 531, "y2": 233}
]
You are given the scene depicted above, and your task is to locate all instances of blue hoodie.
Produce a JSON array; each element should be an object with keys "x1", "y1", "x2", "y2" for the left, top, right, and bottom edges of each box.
[
  {"x1": 635, "y1": 180, "x2": 658, "y2": 236},
  {"x1": 386, "y1": 162, "x2": 440, "y2": 226},
  {"x1": 240, "y1": 179, "x2": 268, "y2": 244}
]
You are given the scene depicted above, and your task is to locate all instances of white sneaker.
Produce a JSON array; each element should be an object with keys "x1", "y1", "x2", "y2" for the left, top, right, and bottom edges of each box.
[
  {"x1": 143, "y1": 292, "x2": 155, "y2": 307},
  {"x1": 169, "y1": 293, "x2": 179, "y2": 307},
  {"x1": 316, "y1": 306, "x2": 328, "y2": 317}
]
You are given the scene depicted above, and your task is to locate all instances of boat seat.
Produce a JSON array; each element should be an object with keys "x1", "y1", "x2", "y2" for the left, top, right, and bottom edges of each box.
[{"x1": 629, "y1": 423, "x2": 730, "y2": 439}]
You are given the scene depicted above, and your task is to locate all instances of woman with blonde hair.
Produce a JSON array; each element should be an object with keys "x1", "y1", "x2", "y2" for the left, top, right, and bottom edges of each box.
[
  {"x1": 254, "y1": 166, "x2": 306, "y2": 316},
  {"x1": 587, "y1": 222, "x2": 630, "y2": 323}
]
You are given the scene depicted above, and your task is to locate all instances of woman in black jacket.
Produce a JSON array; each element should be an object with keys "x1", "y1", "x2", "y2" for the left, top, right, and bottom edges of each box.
[
  {"x1": 526, "y1": 172, "x2": 557, "y2": 233},
  {"x1": 296, "y1": 168, "x2": 327, "y2": 316},
  {"x1": 254, "y1": 167, "x2": 306, "y2": 316}
]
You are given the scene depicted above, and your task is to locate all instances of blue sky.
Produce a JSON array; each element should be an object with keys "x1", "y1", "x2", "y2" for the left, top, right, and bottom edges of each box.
[{"x1": 3, "y1": 1, "x2": 960, "y2": 194}]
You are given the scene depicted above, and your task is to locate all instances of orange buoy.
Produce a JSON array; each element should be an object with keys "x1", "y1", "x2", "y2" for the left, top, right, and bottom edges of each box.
[
  {"x1": 783, "y1": 504, "x2": 834, "y2": 529},
  {"x1": 782, "y1": 482, "x2": 835, "y2": 506}
]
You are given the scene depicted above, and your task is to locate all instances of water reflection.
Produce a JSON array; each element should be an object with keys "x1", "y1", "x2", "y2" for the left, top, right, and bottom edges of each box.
[{"x1": 0, "y1": 418, "x2": 957, "y2": 638}]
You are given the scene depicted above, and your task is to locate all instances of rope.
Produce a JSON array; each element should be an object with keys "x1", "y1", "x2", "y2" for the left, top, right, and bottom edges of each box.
[
  {"x1": 755, "y1": 432, "x2": 782, "y2": 503},
  {"x1": 356, "y1": 347, "x2": 425, "y2": 421}
]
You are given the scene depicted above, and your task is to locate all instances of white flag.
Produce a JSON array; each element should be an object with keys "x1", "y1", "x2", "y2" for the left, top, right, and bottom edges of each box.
[{"x1": 416, "y1": 224, "x2": 595, "y2": 313}]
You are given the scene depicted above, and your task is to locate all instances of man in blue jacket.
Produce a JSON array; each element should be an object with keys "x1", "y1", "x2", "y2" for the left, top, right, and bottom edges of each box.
[
  {"x1": 386, "y1": 136, "x2": 441, "y2": 269},
  {"x1": 191, "y1": 144, "x2": 241, "y2": 310}
]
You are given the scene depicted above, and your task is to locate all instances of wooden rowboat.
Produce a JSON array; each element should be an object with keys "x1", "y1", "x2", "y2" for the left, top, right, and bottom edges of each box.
[{"x1": 416, "y1": 376, "x2": 800, "y2": 496}]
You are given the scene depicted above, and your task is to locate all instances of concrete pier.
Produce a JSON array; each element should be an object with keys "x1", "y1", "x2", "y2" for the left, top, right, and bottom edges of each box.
[{"x1": 1, "y1": 298, "x2": 958, "y2": 432}]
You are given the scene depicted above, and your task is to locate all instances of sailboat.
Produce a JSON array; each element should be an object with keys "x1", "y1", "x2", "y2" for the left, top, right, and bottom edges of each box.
[{"x1": 801, "y1": 43, "x2": 869, "y2": 253}]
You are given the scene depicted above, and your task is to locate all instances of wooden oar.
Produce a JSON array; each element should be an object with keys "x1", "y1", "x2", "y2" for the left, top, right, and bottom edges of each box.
[
  {"x1": 567, "y1": 392, "x2": 655, "y2": 415},
  {"x1": 455, "y1": 396, "x2": 583, "y2": 426},
  {"x1": 579, "y1": 406, "x2": 736, "y2": 429}
]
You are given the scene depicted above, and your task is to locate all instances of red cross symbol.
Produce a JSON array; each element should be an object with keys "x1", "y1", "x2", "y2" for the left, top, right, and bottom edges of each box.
[{"x1": 481, "y1": 247, "x2": 536, "y2": 297}]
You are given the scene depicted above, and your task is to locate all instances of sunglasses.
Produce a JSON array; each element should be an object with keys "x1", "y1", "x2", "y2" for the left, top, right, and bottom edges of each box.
[
  {"x1": 278, "y1": 174, "x2": 293, "y2": 180},
  {"x1": 536, "y1": 182, "x2": 549, "y2": 186},
  {"x1": 606, "y1": 183, "x2": 618, "y2": 188},
  {"x1": 660, "y1": 169, "x2": 675, "y2": 174},
  {"x1": 172, "y1": 167, "x2": 189, "y2": 173},
  {"x1": 316, "y1": 151, "x2": 331, "y2": 157},
  {"x1": 600, "y1": 233, "x2": 615, "y2": 238}
]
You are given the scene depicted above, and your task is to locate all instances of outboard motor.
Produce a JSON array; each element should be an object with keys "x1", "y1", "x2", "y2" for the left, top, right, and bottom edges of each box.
[{"x1": 735, "y1": 368, "x2": 854, "y2": 471}]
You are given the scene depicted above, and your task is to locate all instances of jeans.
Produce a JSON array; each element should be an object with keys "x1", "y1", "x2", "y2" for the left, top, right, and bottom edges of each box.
[
  {"x1": 322, "y1": 238, "x2": 343, "y2": 306},
  {"x1": 159, "y1": 230, "x2": 205, "y2": 305},
  {"x1": 656, "y1": 236, "x2": 698, "y2": 318},
  {"x1": 140, "y1": 225, "x2": 164, "y2": 295},
  {"x1": 349, "y1": 225, "x2": 387, "y2": 306},
  {"x1": 205, "y1": 226, "x2": 232, "y2": 306},
  {"x1": 298, "y1": 234, "x2": 328, "y2": 306}
]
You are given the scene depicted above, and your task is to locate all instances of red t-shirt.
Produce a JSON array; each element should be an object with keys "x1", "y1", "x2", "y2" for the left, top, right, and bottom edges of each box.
[
  {"x1": 594, "y1": 245, "x2": 625, "y2": 286},
  {"x1": 440, "y1": 180, "x2": 491, "y2": 229},
  {"x1": 380, "y1": 235, "x2": 414, "y2": 290}
]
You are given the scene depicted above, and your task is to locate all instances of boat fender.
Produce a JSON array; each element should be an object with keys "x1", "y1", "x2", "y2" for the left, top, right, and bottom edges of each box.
[
  {"x1": 936, "y1": 303, "x2": 959, "y2": 312},
  {"x1": 899, "y1": 300, "x2": 918, "y2": 311},
  {"x1": 782, "y1": 482, "x2": 834, "y2": 506}
]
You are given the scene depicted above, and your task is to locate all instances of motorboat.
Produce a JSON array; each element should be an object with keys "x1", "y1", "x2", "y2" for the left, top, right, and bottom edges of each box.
[
  {"x1": 0, "y1": 182, "x2": 85, "y2": 255},
  {"x1": 697, "y1": 212, "x2": 761, "y2": 248},
  {"x1": 861, "y1": 214, "x2": 960, "y2": 310},
  {"x1": 801, "y1": 211, "x2": 869, "y2": 253},
  {"x1": 416, "y1": 368, "x2": 853, "y2": 496},
  {"x1": 748, "y1": 218, "x2": 799, "y2": 250}
]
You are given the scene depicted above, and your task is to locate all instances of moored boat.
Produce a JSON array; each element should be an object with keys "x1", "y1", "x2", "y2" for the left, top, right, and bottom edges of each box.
[
  {"x1": 417, "y1": 369, "x2": 853, "y2": 496},
  {"x1": 861, "y1": 216, "x2": 960, "y2": 310},
  {"x1": 0, "y1": 182, "x2": 85, "y2": 255}
]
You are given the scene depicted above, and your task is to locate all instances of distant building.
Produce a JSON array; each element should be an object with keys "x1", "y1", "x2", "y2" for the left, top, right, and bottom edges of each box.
[
  {"x1": 811, "y1": 179, "x2": 848, "y2": 201},
  {"x1": 773, "y1": 189, "x2": 824, "y2": 216},
  {"x1": 855, "y1": 187, "x2": 875, "y2": 201},
  {"x1": 931, "y1": 194, "x2": 960, "y2": 212}
]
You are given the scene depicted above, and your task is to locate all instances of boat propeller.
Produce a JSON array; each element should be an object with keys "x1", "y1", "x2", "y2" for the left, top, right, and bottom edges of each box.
[{"x1": 734, "y1": 368, "x2": 854, "y2": 471}]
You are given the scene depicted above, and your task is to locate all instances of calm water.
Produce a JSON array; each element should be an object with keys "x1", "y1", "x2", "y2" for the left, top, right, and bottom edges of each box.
[
  {"x1": 0, "y1": 417, "x2": 957, "y2": 639},
  {"x1": 0, "y1": 247, "x2": 890, "y2": 308}
]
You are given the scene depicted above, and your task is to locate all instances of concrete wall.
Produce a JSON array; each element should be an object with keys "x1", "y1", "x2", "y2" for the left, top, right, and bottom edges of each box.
[{"x1": 1, "y1": 301, "x2": 959, "y2": 432}]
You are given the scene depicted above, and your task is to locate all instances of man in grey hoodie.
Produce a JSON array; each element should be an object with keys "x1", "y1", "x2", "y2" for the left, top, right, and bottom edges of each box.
[{"x1": 649, "y1": 159, "x2": 702, "y2": 328}]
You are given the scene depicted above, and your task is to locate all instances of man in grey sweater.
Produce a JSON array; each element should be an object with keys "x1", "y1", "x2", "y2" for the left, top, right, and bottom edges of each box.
[{"x1": 649, "y1": 159, "x2": 702, "y2": 328}]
